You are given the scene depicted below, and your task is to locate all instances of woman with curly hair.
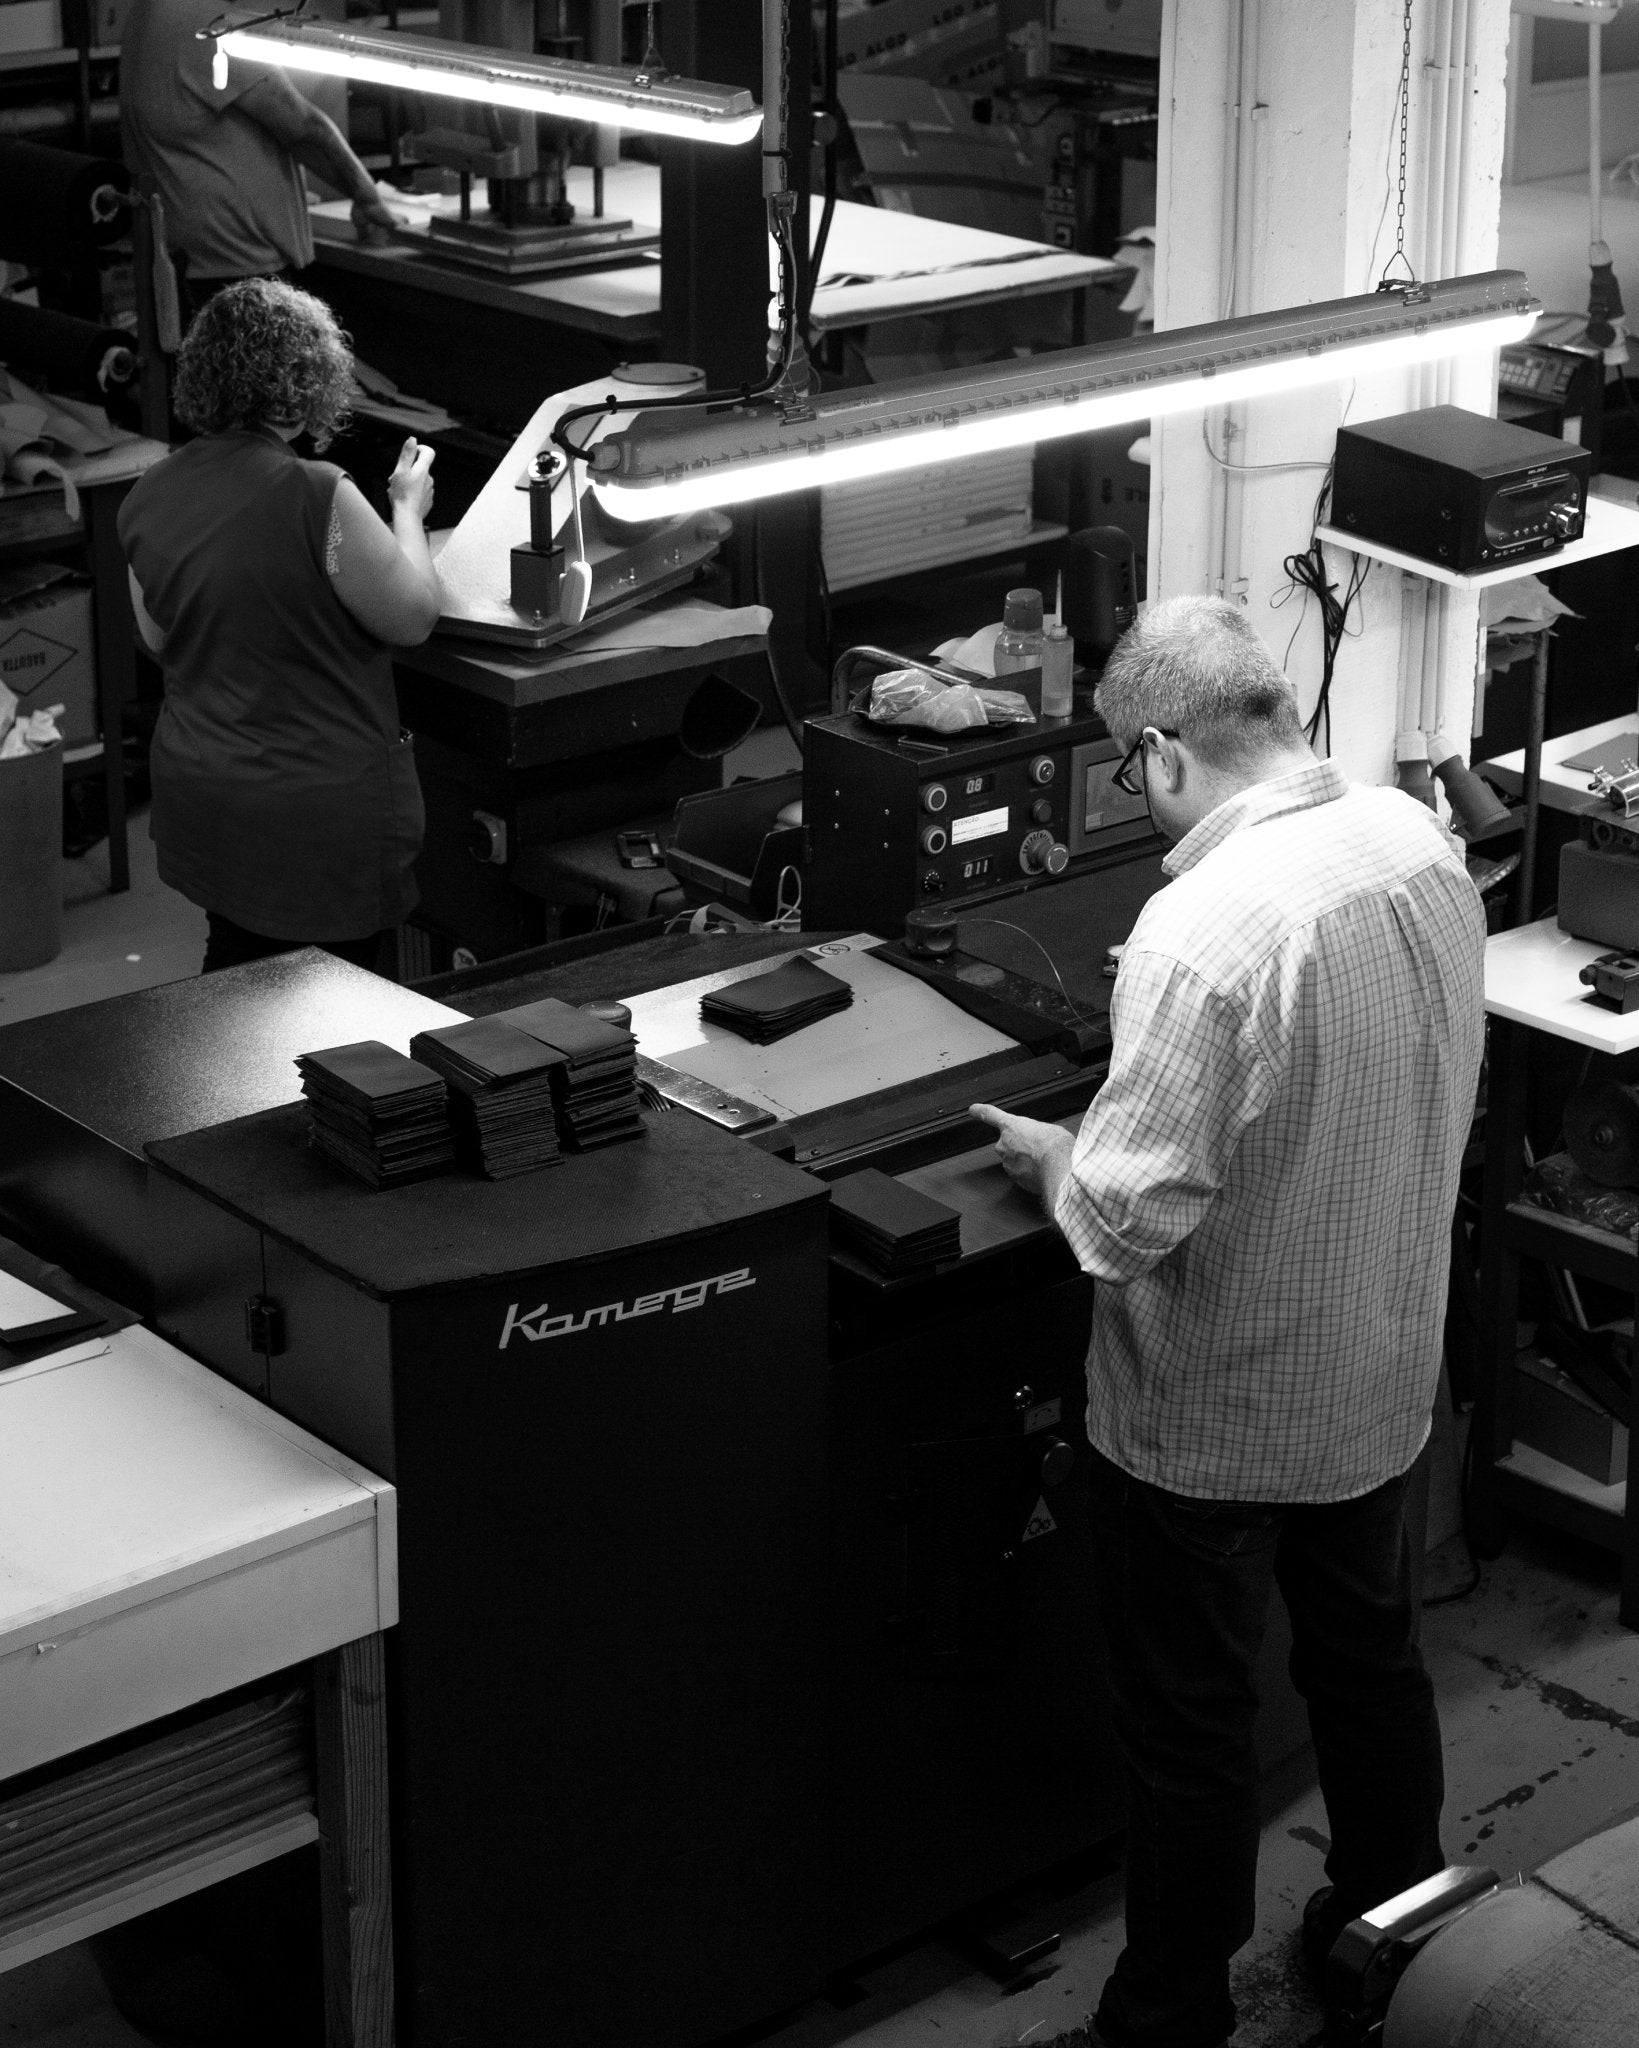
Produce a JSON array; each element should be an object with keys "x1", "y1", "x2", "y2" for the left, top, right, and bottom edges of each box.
[{"x1": 118, "y1": 277, "x2": 441, "y2": 973}]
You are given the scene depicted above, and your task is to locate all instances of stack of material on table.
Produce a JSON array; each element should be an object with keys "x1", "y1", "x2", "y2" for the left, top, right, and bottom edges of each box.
[
  {"x1": 828, "y1": 1167, "x2": 963, "y2": 1276},
  {"x1": 495, "y1": 997, "x2": 644, "y2": 1149},
  {"x1": 700, "y1": 956, "x2": 854, "y2": 1044},
  {"x1": 408, "y1": 1018, "x2": 563, "y2": 1178},
  {"x1": 296, "y1": 1040, "x2": 456, "y2": 1189}
]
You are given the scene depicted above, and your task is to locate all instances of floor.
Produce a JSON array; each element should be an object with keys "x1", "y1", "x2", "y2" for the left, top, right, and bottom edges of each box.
[
  {"x1": 7, "y1": 784, "x2": 1639, "y2": 2048},
  {"x1": 2, "y1": 1519, "x2": 1636, "y2": 2048}
]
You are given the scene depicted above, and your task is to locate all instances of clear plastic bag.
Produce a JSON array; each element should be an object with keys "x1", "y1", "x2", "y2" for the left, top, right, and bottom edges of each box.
[{"x1": 865, "y1": 668, "x2": 1035, "y2": 733}]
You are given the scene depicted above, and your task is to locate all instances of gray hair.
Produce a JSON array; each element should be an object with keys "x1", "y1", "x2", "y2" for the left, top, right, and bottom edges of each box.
[{"x1": 1093, "y1": 594, "x2": 1306, "y2": 766}]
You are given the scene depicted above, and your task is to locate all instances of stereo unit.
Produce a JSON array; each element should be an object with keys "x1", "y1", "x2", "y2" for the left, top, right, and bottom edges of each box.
[{"x1": 1331, "y1": 404, "x2": 1589, "y2": 572}]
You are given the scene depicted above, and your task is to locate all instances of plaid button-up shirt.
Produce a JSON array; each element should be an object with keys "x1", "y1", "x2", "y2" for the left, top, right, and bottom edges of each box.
[{"x1": 1053, "y1": 761, "x2": 1485, "y2": 1502}]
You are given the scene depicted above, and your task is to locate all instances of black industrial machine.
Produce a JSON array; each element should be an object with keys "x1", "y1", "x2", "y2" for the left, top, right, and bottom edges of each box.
[
  {"x1": 0, "y1": 917, "x2": 1141, "y2": 2045},
  {"x1": 1499, "y1": 334, "x2": 1605, "y2": 472},
  {"x1": 804, "y1": 678, "x2": 1153, "y2": 933},
  {"x1": 1331, "y1": 404, "x2": 1590, "y2": 573},
  {"x1": 1557, "y1": 760, "x2": 1639, "y2": 956}
]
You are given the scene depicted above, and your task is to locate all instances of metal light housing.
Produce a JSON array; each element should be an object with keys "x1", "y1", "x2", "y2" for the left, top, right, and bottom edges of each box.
[
  {"x1": 586, "y1": 272, "x2": 1542, "y2": 517},
  {"x1": 214, "y1": 14, "x2": 763, "y2": 143}
]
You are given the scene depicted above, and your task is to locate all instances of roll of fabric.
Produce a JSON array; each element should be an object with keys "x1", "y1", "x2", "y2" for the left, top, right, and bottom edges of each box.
[
  {"x1": 0, "y1": 139, "x2": 129, "y2": 260},
  {"x1": 0, "y1": 300, "x2": 136, "y2": 402}
]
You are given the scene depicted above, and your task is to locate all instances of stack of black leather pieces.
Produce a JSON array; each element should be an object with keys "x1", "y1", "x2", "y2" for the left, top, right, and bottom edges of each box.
[
  {"x1": 493, "y1": 997, "x2": 644, "y2": 1150},
  {"x1": 828, "y1": 1167, "x2": 963, "y2": 1276},
  {"x1": 408, "y1": 1019, "x2": 564, "y2": 1179},
  {"x1": 296, "y1": 1040, "x2": 457, "y2": 1189},
  {"x1": 700, "y1": 956, "x2": 853, "y2": 1044}
]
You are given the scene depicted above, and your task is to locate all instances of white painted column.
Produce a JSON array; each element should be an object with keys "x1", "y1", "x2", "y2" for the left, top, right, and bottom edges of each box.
[{"x1": 1150, "y1": 0, "x2": 1512, "y2": 786}]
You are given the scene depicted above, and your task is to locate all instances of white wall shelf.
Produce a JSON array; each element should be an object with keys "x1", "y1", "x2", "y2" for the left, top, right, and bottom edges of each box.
[{"x1": 1316, "y1": 489, "x2": 1639, "y2": 588}]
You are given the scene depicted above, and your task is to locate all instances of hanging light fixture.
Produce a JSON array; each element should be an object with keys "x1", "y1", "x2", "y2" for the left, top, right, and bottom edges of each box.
[
  {"x1": 205, "y1": 10, "x2": 763, "y2": 144},
  {"x1": 581, "y1": 272, "x2": 1541, "y2": 518}
]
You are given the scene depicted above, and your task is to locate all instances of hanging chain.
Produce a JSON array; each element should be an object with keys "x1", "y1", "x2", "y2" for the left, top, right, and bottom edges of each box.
[{"x1": 1381, "y1": 0, "x2": 1417, "y2": 285}]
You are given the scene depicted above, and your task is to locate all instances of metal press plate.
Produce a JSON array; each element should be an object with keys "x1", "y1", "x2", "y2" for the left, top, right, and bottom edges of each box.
[{"x1": 620, "y1": 936, "x2": 1017, "y2": 1125}]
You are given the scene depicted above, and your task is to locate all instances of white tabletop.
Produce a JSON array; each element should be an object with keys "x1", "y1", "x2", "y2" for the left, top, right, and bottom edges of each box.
[
  {"x1": 1482, "y1": 712, "x2": 1636, "y2": 811},
  {"x1": 0, "y1": 1323, "x2": 395, "y2": 1779},
  {"x1": 314, "y1": 171, "x2": 1118, "y2": 337},
  {"x1": 1484, "y1": 914, "x2": 1639, "y2": 1051}
]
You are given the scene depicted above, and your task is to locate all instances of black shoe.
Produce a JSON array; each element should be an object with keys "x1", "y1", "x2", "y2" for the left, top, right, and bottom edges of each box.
[{"x1": 1301, "y1": 1883, "x2": 1350, "y2": 1995}]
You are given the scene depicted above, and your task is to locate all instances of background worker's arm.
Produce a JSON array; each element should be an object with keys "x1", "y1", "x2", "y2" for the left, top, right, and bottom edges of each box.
[{"x1": 236, "y1": 71, "x2": 398, "y2": 242}]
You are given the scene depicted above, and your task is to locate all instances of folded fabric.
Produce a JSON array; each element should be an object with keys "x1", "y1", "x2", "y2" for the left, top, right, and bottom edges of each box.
[
  {"x1": 829, "y1": 1167, "x2": 963, "y2": 1275},
  {"x1": 297, "y1": 1039, "x2": 456, "y2": 1190},
  {"x1": 492, "y1": 995, "x2": 645, "y2": 1149},
  {"x1": 408, "y1": 1019, "x2": 564, "y2": 1179},
  {"x1": 701, "y1": 956, "x2": 854, "y2": 1044}
]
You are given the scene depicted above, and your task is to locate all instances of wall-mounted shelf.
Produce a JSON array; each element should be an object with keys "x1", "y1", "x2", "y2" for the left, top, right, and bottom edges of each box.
[{"x1": 1316, "y1": 490, "x2": 1639, "y2": 587}]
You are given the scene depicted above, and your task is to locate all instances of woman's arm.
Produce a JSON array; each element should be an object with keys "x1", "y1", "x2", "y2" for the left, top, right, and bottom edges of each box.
[
  {"x1": 328, "y1": 438, "x2": 443, "y2": 646},
  {"x1": 128, "y1": 566, "x2": 166, "y2": 655}
]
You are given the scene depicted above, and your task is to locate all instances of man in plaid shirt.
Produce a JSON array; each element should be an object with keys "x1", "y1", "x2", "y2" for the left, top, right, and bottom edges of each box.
[{"x1": 973, "y1": 595, "x2": 1485, "y2": 2048}]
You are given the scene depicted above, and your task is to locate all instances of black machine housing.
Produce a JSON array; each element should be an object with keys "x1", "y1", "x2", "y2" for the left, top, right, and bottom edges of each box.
[
  {"x1": 804, "y1": 699, "x2": 1154, "y2": 933},
  {"x1": 1331, "y1": 404, "x2": 1590, "y2": 572}
]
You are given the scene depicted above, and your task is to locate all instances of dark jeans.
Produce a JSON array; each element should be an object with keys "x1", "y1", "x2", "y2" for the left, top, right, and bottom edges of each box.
[
  {"x1": 1089, "y1": 1445, "x2": 1444, "y2": 2048},
  {"x1": 202, "y1": 911, "x2": 393, "y2": 978}
]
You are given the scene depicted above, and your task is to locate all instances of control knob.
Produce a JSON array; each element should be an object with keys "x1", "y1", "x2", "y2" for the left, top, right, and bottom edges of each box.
[
  {"x1": 1030, "y1": 797, "x2": 1054, "y2": 825},
  {"x1": 1028, "y1": 756, "x2": 1056, "y2": 786},
  {"x1": 1019, "y1": 829, "x2": 1070, "y2": 877},
  {"x1": 920, "y1": 823, "x2": 948, "y2": 856},
  {"x1": 1549, "y1": 503, "x2": 1579, "y2": 538},
  {"x1": 1039, "y1": 1438, "x2": 1076, "y2": 1488},
  {"x1": 921, "y1": 783, "x2": 949, "y2": 814}
]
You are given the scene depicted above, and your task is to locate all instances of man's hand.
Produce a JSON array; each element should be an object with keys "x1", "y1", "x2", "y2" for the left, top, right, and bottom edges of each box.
[
  {"x1": 351, "y1": 194, "x2": 400, "y2": 246},
  {"x1": 970, "y1": 1104, "x2": 1074, "y2": 1214}
]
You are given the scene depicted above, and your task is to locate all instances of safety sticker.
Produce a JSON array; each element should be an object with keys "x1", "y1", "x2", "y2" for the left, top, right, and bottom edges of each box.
[{"x1": 1022, "y1": 1496, "x2": 1057, "y2": 1542}]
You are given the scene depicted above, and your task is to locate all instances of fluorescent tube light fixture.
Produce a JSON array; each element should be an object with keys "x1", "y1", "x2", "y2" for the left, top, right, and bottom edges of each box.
[
  {"x1": 585, "y1": 272, "x2": 1540, "y2": 517},
  {"x1": 210, "y1": 13, "x2": 763, "y2": 144}
]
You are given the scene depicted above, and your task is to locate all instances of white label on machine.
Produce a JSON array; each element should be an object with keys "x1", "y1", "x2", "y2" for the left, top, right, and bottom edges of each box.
[{"x1": 951, "y1": 805, "x2": 1009, "y2": 846}]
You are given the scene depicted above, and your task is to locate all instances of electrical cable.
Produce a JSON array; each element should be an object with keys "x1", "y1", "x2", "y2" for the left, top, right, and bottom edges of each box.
[
  {"x1": 753, "y1": 512, "x2": 807, "y2": 756},
  {"x1": 1199, "y1": 416, "x2": 1332, "y2": 477},
  {"x1": 1272, "y1": 464, "x2": 1368, "y2": 755},
  {"x1": 943, "y1": 917, "x2": 1105, "y2": 1031}
]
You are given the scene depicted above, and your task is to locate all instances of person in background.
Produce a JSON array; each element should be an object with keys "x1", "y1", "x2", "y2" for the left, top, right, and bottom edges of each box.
[
  {"x1": 119, "y1": 279, "x2": 441, "y2": 976},
  {"x1": 121, "y1": 0, "x2": 398, "y2": 319},
  {"x1": 971, "y1": 596, "x2": 1485, "y2": 2048}
]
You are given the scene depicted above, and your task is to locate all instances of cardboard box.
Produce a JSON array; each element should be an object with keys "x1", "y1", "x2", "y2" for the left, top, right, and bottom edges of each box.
[
  {"x1": 0, "y1": 568, "x2": 96, "y2": 749},
  {"x1": 0, "y1": 0, "x2": 62, "y2": 54}
]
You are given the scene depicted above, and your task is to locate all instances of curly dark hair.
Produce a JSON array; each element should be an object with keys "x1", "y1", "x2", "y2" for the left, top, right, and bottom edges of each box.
[{"x1": 172, "y1": 278, "x2": 354, "y2": 448}]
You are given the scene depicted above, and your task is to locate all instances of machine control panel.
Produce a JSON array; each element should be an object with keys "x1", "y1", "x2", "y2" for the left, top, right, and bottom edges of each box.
[{"x1": 804, "y1": 706, "x2": 1158, "y2": 932}]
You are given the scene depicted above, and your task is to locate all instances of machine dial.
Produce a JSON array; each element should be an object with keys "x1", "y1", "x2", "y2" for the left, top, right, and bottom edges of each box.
[
  {"x1": 922, "y1": 783, "x2": 949, "y2": 814},
  {"x1": 1028, "y1": 756, "x2": 1056, "y2": 786},
  {"x1": 920, "y1": 823, "x2": 948, "y2": 856},
  {"x1": 1019, "y1": 830, "x2": 1070, "y2": 876},
  {"x1": 1030, "y1": 797, "x2": 1054, "y2": 825},
  {"x1": 922, "y1": 871, "x2": 945, "y2": 893},
  {"x1": 1549, "y1": 502, "x2": 1579, "y2": 537}
]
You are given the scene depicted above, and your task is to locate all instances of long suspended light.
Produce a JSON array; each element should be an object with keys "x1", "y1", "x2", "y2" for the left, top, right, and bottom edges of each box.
[
  {"x1": 585, "y1": 271, "x2": 1540, "y2": 518},
  {"x1": 210, "y1": 13, "x2": 763, "y2": 144}
]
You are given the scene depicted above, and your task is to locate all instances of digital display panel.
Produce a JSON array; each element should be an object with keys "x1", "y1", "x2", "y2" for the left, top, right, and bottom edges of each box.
[
  {"x1": 951, "y1": 805, "x2": 1010, "y2": 846},
  {"x1": 959, "y1": 771, "x2": 995, "y2": 799}
]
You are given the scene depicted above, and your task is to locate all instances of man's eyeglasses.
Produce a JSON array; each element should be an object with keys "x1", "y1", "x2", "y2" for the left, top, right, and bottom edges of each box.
[{"x1": 1111, "y1": 728, "x2": 1180, "y2": 798}]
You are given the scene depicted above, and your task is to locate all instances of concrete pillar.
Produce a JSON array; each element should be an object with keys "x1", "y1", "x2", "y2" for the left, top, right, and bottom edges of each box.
[{"x1": 1151, "y1": 0, "x2": 1511, "y2": 785}]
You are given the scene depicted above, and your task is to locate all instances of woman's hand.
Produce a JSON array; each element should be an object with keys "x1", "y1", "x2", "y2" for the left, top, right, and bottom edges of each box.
[{"x1": 388, "y1": 437, "x2": 435, "y2": 525}]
